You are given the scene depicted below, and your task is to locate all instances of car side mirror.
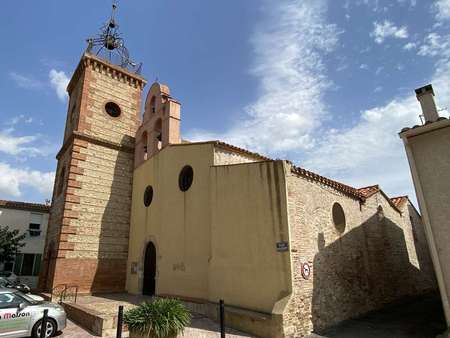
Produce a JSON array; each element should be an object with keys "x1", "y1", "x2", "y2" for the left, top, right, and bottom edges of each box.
[{"x1": 18, "y1": 303, "x2": 26, "y2": 311}]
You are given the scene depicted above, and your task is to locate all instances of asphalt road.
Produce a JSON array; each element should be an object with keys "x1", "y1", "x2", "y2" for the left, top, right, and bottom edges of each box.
[{"x1": 308, "y1": 294, "x2": 447, "y2": 338}]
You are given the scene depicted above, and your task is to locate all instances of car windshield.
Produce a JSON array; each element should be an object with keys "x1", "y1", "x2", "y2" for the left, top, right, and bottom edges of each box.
[{"x1": 14, "y1": 291, "x2": 40, "y2": 305}]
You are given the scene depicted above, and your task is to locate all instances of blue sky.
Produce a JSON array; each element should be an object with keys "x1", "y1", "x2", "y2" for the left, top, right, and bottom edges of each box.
[{"x1": 1, "y1": 0, "x2": 450, "y2": 204}]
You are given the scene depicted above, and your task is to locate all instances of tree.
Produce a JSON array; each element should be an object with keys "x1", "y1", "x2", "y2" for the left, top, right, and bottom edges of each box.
[{"x1": 0, "y1": 226, "x2": 26, "y2": 267}]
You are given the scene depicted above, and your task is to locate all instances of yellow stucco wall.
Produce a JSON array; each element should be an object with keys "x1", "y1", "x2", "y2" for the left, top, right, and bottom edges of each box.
[
  {"x1": 403, "y1": 122, "x2": 450, "y2": 325},
  {"x1": 209, "y1": 160, "x2": 292, "y2": 313},
  {"x1": 126, "y1": 144, "x2": 292, "y2": 314},
  {"x1": 127, "y1": 143, "x2": 213, "y2": 299}
]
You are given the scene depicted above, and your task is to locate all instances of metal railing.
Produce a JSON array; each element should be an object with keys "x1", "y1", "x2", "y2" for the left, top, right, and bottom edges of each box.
[{"x1": 50, "y1": 284, "x2": 78, "y2": 304}]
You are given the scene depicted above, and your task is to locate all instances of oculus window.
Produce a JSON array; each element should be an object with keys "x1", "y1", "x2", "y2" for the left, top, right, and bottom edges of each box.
[
  {"x1": 178, "y1": 165, "x2": 194, "y2": 192},
  {"x1": 144, "y1": 186, "x2": 154, "y2": 207},
  {"x1": 105, "y1": 102, "x2": 121, "y2": 117}
]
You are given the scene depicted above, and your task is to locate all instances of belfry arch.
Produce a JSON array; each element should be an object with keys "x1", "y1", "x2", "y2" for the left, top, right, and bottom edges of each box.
[{"x1": 134, "y1": 82, "x2": 181, "y2": 168}]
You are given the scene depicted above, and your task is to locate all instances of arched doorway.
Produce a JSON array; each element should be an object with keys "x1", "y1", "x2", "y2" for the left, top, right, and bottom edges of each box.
[{"x1": 143, "y1": 242, "x2": 156, "y2": 296}]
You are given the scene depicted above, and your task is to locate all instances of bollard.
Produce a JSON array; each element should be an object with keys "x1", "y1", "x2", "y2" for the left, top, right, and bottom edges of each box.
[
  {"x1": 219, "y1": 299, "x2": 225, "y2": 338},
  {"x1": 116, "y1": 305, "x2": 124, "y2": 338},
  {"x1": 40, "y1": 309, "x2": 49, "y2": 338}
]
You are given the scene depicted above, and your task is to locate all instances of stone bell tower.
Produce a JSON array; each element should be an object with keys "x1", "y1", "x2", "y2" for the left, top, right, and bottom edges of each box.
[{"x1": 40, "y1": 4, "x2": 147, "y2": 293}]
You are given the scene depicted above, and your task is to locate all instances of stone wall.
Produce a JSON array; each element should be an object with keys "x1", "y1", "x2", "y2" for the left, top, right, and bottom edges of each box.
[
  {"x1": 213, "y1": 147, "x2": 260, "y2": 165},
  {"x1": 282, "y1": 167, "x2": 436, "y2": 337}
]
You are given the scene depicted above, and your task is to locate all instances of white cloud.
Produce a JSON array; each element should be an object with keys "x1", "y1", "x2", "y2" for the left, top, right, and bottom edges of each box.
[
  {"x1": 49, "y1": 69, "x2": 69, "y2": 102},
  {"x1": 374, "y1": 86, "x2": 383, "y2": 93},
  {"x1": 6, "y1": 115, "x2": 33, "y2": 126},
  {"x1": 188, "y1": 0, "x2": 338, "y2": 154},
  {"x1": 0, "y1": 129, "x2": 46, "y2": 157},
  {"x1": 186, "y1": 0, "x2": 448, "y2": 203},
  {"x1": 360, "y1": 64, "x2": 369, "y2": 70},
  {"x1": 434, "y1": 0, "x2": 450, "y2": 21},
  {"x1": 403, "y1": 42, "x2": 417, "y2": 50},
  {"x1": 0, "y1": 162, "x2": 54, "y2": 198},
  {"x1": 370, "y1": 20, "x2": 408, "y2": 44},
  {"x1": 304, "y1": 52, "x2": 450, "y2": 201},
  {"x1": 375, "y1": 66, "x2": 384, "y2": 75},
  {"x1": 418, "y1": 33, "x2": 450, "y2": 57},
  {"x1": 9, "y1": 72, "x2": 42, "y2": 89}
]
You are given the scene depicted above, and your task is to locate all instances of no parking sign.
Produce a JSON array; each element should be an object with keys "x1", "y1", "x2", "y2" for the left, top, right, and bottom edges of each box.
[{"x1": 301, "y1": 262, "x2": 311, "y2": 279}]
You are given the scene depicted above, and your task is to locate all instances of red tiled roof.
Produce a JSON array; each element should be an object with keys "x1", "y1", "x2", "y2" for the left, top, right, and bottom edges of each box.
[
  {"x1": 356, "y1": 185, "x2": 403, "y2": 214},
  {"x1": 0, "y1": 200, "x2": 50, "y2": 213},
  {"x1": 213, "y1": 141, "x2": 272, "y2": 161},
  {"x1": 391, "y1": 196, "x2": 408, "y2": 208},
  {"x1": 291, "y1": 165, "x2": 364, "y2": 200},
  {"x1": 174, "y1": 140, "x2": 271, "y2": 161},
  {"x1": 357, "y1": 185, "x2": 380, "y2": 198},
  {"x1": 178, "y1": 140, "x2": 405, "y2": 209}
]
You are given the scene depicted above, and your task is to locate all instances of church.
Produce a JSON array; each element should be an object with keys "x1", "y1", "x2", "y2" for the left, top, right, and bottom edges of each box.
[{"x1": 39, "y1": 6, "x2": 436, "y2": 338}]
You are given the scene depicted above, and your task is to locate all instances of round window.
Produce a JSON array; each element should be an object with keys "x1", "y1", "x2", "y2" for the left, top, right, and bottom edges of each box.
[
  {"x1": 332, "y1": 202, "x2": 346, "y2": 233},
  {"x1": 144, "y1": 186, "x2": 153, "y2": 207},
  {"x1": 105, "y1": 102, "x2": 121, "y2": 118},
  {"x1": 178, "y1": 165, "x2": 194, "y2": 192}
]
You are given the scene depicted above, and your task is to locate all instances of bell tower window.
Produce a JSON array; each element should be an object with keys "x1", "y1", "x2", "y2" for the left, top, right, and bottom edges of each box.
[
  {"x1": 150, "y1": 96, "x2": 156, "y2": 113},
  {"x1": 142, "y1": 131, "x2": 148, "y2": 160},
  {"x1": 154, "y1": 119, "x2": 162, "y2": 151}
]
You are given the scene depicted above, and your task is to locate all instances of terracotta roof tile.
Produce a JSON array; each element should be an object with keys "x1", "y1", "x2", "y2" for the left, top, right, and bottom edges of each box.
[
  {"x1": 0, "y1": 200, "x2": 50, "y2": 213},
  {"x1": 213, "y1": 141, "x2": 271, "y2": 161},
  {"x1": 357, "y1": 185, "x2": 380, "y2": 198},
  {"x1": 355, "y1": 186, "x2": 403, "y2": 214},
  {"x1": 174, "y1": 140, "x2": 271, "y2": 161},
  {"x1": 291, "y1": 165, "x2": 364, "y2": 200},
  {"x1": 178, "y1": 139, "x2": 405, "y2": 208},
  {"x1": 390, "y1": 196, "x2": 408, "y2": 208}
]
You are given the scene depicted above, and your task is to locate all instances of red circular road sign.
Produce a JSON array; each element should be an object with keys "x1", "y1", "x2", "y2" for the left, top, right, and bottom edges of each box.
[{"x1": 301, "y1": 262, "x2": 311, "y2": 279}]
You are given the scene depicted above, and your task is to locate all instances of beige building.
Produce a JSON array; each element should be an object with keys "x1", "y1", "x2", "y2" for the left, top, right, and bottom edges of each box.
[
  {"x1": 0, "y1": 200, "x2": 49, "y2": 288},
  {"x1": 40, "y1": 9, "x2": 437, "y2": 337},
  {"x1": 400, "y1": 84, "x2": 450, "y2": 336},
  {"x1": 124, "y1": 82, "x2": 436, "y2": 337}
]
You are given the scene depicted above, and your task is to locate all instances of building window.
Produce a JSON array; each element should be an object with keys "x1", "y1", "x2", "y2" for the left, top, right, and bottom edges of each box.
[
  {"x1": 13, "y1": 254, "x2": 42, "y2": 277},
  {"x1": 154, "y1": 119, "x2": 162, "y2": 150},
  {"x1": 150, "y1": 96, "x2": 156, "y2": 113},
  {"x1": 3, "y1": 262, "x2": 13, "y2": 272},
  {"x1": 377, "y1": 205, "x2": 385, "y2": 221},
  {"x1": 57, "y1": 166, "x2": 66, "y2": 196},
  {"x1": 105, "y1": 102, "x2": 121, "y2": 117},
  {"x1": 29, "y1": 224, "x2": 41, "y2": 237},
  {"x1": 142, "y1": 131, "x2": 148, "y2": 160},
  {"x1": 179, "y1": 165, "x2": 194, "y2": 192},
  {"x1": 29, "y1": 213, "x2": 42, "y2": 237},
  {"x1": 332, "y1": 202, "x2": 346, "y2": 233},
  {"x1": 144, "y1": 186, "x2": 154, "y2": 207}
]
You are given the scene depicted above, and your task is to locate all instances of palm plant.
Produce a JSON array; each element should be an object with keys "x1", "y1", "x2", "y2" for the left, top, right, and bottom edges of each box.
[{"x1": 124, "y1": 298, "x2": 191, "y2": 338}]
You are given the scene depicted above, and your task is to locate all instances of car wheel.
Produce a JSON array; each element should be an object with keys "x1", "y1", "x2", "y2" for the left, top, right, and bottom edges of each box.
[{"x1": 32, "y1": 318, "x2": 56, "y2": 338}]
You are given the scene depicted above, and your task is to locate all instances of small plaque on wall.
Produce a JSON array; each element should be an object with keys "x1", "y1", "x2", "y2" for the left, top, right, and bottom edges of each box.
[
  {"x1": 131, "y1": 262, "x2": 138, "y2": 274},
  {"x1": 276, "y1": 241, "x2": 289, "y2": 252}
]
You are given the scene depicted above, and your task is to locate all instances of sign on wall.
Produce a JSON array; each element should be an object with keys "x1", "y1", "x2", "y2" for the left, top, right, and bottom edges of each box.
[
  {"x1": 301, "y1": 262, "x2": 311, "y2": 279},
  {"x1": 276, "y1": 241, "x2": 289, "y2": 252},
  {"x1": 131, "y1": 262, "x2": 138, "y2": 274}
]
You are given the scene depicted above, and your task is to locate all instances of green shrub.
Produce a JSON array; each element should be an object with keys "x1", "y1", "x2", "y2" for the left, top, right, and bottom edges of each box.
[{"x1": 124, "y1": 298, "x2": 191, "y2": 338}]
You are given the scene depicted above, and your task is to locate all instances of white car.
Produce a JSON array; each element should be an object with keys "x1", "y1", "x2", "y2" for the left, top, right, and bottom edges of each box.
[{"x1": 0, "y1": 287, "x2": 66, "y2": 338}]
